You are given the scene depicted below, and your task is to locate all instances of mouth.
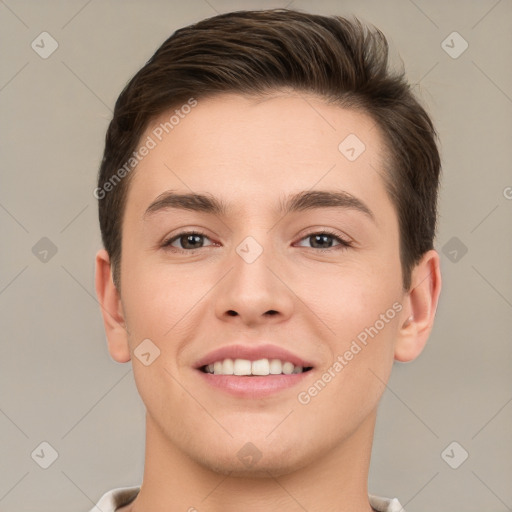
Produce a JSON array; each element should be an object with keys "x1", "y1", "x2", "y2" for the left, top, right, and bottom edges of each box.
[
  {"x1": 199, "y1": 358, "x2": 313, "y2": 376},
  {"x1": 193, "y1": 344, "x2": 316, "y2": 398}
]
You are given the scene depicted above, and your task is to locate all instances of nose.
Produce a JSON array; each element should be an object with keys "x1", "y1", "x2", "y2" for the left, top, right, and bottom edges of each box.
[{"x1": 213, "y1": 238, "x2": 295, "y2": 328}]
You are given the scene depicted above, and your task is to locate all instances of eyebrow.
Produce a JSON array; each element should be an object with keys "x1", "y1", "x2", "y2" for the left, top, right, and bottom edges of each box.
[{"x1": 143, "y1": 189, "x2": 375, "y2": 223}]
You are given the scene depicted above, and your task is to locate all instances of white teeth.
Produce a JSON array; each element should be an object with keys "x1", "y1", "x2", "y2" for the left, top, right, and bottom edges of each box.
[
  {"x1": 251, "y1": 359, "x2": 269, "y2": 376},
  {"x1": 222, "y1": 358, "x2": 234, "y2": 375},
  {"x1": 233, "y1": 359, "x2": 252, "y2": 375},
  {"x1": 282, "y1": 361, "x2": 294, "y2": 375},
  {"x1": 269, "y1": 359, "x2": 282, "y2": 374},
  {"x1": 204, "y1": 358, "x2": 309, "y2": 376}
]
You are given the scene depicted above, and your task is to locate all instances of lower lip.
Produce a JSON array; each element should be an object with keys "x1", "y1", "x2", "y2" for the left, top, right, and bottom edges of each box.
[{"x1": 196, "y1": 370, "x2": 313, "y2": 398}]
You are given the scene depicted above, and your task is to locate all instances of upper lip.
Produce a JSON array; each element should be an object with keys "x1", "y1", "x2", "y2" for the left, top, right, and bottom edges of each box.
[{"x1": 194, "y1": 344, "x2": 315, "y2": 369}]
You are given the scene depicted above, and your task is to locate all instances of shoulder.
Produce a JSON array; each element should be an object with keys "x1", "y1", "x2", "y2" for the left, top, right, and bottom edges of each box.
[
  {"x1": 369, "y1": 493, "x2": 405, "y2": 512},
  {"x1": 88, "y1": 486, "x2": 140, "y2": 512}
]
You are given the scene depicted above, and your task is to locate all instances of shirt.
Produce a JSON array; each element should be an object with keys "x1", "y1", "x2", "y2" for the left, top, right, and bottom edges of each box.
[{"x1": 88, "y1": 486, "x2": 405, "y2": 512}]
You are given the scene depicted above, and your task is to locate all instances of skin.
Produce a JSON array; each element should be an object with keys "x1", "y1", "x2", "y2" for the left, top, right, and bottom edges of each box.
[{"x1": 95, "y1": 91, "x2": 441, "y2": 512}]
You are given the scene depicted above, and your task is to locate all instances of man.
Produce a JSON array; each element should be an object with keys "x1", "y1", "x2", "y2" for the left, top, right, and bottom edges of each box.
[{"x1": 93, "y1": 8, "x2": 441, "y2": 512}]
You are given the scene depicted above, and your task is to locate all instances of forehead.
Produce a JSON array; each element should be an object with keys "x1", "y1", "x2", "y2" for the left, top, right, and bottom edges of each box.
[{"x1": 125, "y1": 92, "x2": 394, "y2": 225}]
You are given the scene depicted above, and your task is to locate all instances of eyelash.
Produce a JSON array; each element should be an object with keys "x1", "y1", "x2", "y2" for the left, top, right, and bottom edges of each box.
[{"x1": 161, "y1": 229, "x2": 353, "y2": 253}]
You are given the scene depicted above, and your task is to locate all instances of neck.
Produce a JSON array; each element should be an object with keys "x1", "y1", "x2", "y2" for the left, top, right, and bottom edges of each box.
[{"x1": 129, "y1": 411, "x2": 377, "y2": 512}]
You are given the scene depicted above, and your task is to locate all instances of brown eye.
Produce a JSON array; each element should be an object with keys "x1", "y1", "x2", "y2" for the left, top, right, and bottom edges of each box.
[{"x1": 163, "y1": 231, "x2": 213, "y2": 251}]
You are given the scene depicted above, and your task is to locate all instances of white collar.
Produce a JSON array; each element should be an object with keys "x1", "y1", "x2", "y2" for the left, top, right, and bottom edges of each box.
[{"x1": 90, "y1": 486, "x2": 405, "y2": 512}]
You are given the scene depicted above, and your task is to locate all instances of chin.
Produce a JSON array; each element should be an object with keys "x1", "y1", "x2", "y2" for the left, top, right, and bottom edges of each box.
[
  {"x1": 200, "y1": 454, "x2": 304, "y2": 479},
  {"x1": 191, "y1": 437, "x2": 316, "y2": 478}
]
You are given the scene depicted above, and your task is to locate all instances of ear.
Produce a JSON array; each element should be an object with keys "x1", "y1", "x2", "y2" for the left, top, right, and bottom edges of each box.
[
  {"x1": 394, "y1": 249, "x2": 442, "y2": 362},
  {"x1": 95, "y1": 249, "x2": 131, "y2": 363}
]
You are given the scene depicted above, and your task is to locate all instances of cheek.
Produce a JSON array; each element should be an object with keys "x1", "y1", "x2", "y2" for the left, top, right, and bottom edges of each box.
[
  {"x1": 293, "y1": 266, "x2": 400, "y2": 402},
  {"x1": 329, "y1": 282, "x2": 400, "y2": 378},
  {"x1": 121, "y1": 251, "x2": 204, "y2": 336},
  {"x1": 296, "y1": 313, "x2": 398, "y2": 434},
  {"x1": 131, "y1": 359, "x2": 190, "y2": 436},
  {"x1": 293, "y1": 257, "x2": 400, "y2": 339}
]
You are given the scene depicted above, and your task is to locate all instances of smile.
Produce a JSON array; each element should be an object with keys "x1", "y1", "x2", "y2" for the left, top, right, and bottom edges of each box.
[
  {"x1": 201, "y1": 358, "x2": 313, "y2": 376},
  {"x1": 194, "y1": 343, "x2": 316, "y2": 398}
]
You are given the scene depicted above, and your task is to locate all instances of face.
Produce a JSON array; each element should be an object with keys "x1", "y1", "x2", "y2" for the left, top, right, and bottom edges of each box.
[{"x1": 115, "y1": 91, "x2": 408, "y2": 476}]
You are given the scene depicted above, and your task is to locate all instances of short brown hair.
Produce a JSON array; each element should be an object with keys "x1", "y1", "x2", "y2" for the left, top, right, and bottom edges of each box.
[{"x1": 97, "y1": 8, "x2": 441, "y2": 292}]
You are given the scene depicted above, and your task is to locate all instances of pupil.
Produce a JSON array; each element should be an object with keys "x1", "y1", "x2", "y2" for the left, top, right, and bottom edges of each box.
[
  {"x1": 184, "y1": 234, "x2": 202, "y2": 249},
  {"x1": 313, "y1": 234, "x2": 331, "y2": 248}
]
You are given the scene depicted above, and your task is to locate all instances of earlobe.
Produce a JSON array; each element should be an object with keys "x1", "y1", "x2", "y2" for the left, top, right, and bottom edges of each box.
[
  {"x1": 94, "y1": 249, "x2": 131, "y2": 363},
  {"x1": 394, "y1": 250, "x2": 442, "y2": 362}
]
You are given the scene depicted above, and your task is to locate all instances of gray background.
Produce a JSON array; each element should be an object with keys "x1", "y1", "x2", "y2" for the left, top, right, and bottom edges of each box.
[{"x1": 1, "y1": 1, "x2": 511, "y2": 511}]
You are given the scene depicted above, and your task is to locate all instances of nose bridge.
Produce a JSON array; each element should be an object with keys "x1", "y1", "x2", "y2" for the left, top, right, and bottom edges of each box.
[{"x1": 214, "y1": 232, "x2": 294, "y2": 324}]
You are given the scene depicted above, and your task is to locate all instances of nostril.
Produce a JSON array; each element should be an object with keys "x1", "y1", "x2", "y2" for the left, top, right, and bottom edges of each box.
[{"x1": 227, "y1": 310, "x2": 237, "y2": 316}]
